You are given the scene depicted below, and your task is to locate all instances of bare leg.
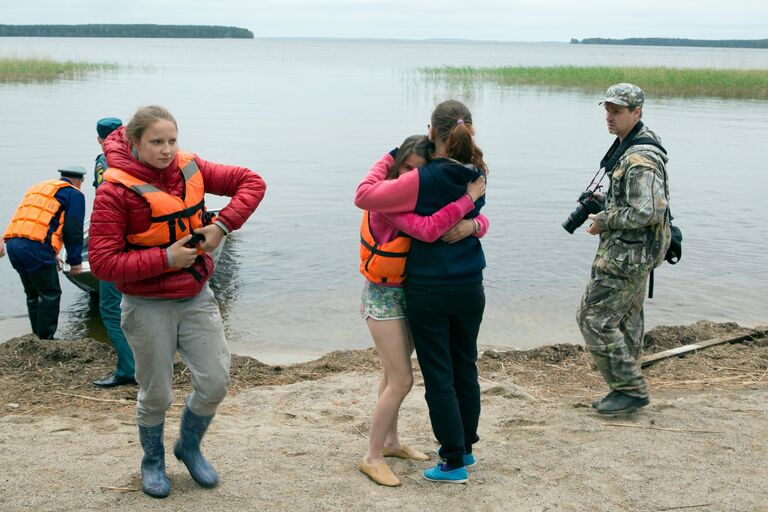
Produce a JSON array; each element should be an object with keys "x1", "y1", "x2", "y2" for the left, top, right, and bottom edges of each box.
[
  {"x1": 382, "y1": 330, "x2": 415, "y2": 449},
  {"x1": 363, "y1": 317, "x2": 413, "y2": 466}
]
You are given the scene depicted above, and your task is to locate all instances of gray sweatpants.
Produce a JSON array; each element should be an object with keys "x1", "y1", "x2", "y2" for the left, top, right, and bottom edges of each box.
[{"x1": 121, "y1": 285, "x2": 231, "y2": 427}]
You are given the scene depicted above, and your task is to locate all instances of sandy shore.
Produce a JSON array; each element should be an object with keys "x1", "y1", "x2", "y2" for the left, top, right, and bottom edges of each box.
[{"x1": 1, "y1": 321, "x2": 767, "y2": 512}]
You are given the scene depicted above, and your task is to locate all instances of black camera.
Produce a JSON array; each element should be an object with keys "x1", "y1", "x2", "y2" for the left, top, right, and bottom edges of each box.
[{"x1": 562, "y1": 190, "x2": 605, "y2": 234}]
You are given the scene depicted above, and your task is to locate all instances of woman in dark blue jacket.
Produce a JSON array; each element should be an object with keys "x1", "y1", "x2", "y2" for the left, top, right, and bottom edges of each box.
[{"x1": 355, "y1": 100, "x2": 488, "y2": 484}]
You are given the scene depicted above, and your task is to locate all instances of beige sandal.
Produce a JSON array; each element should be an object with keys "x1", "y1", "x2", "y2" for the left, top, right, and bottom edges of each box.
[
  {"x1": 359, "y1": 458, "x2": 401, "y2": 487},
  {"x1": 383, "y1": 445, "x2": 430, "y2": 461}
]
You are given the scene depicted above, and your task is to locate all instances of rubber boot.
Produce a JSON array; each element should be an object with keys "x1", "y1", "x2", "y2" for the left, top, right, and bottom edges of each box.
[
  {"x1": 24, "y1": 294, "x2": 39, "y2": 337},
  {"x1": 174, "y1": 404, "x2": 219, "y2": 488},
  {"x1": 28, "y1": 265, "x2": 61, "y2": 340},
  {"x1": 138, "y1": 424, "x2": 170, "y2": 498}
]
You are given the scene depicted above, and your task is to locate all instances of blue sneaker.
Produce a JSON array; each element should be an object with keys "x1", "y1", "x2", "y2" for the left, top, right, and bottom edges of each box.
[
  {"x1": 423, "y1": 463, "x2": 468, "y2": 484},
  {"x1": 433, "y1": 448, "x2": 477, "y2": 469}
]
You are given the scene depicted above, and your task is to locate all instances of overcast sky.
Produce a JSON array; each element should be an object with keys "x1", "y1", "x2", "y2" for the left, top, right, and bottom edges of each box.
[{"x1": 1, "y1": 1, "x2": 767, "y2": 42}]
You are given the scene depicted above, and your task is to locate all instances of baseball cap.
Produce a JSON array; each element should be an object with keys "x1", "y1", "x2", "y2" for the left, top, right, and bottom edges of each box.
[{"x1": 600, "y1": 83, "x2": 645, "y2": 109}]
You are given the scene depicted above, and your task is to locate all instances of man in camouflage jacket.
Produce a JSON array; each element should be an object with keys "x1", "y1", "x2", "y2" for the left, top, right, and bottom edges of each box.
[{"x1": 577, "y1": 83, "x2": 671, "y2": 415}]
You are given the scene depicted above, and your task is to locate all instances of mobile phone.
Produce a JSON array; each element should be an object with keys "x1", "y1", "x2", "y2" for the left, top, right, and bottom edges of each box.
[{"x1": 185, "y1": 233, "x2": 205, "y2": 248}]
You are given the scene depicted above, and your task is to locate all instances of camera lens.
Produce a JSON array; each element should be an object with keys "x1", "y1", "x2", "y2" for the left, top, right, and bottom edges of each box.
[{"x1": 562, "y1": 203, "x2": 589, "y2": 234}]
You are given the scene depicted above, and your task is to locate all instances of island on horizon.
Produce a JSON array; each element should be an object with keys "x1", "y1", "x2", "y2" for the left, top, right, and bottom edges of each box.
[
  {"x1": 0, "y1": 24, "x2": 254, "y2": 39},
  {"x1": 571, "y1": 37, "x2": 768, "y2": 49}
]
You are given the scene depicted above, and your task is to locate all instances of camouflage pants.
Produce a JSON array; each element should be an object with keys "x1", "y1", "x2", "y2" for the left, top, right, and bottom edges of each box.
[{"x1": 577, "y1": 269, "x2": 649, "y2": 398}]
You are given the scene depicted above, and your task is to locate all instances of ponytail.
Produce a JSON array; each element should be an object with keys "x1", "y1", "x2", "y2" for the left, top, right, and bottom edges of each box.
[{"x1": 431, "y1": 100, "x2": 487, "y2": 174}]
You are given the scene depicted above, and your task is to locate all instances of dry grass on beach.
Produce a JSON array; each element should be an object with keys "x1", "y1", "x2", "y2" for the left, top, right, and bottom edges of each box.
[{"x1": 0, "y1": 320, "x2": 765, "y2": 415}]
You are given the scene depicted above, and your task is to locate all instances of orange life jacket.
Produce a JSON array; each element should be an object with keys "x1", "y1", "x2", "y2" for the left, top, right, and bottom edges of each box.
[
  {"x1": 359, "y1": 211, "x2": 411, "y2": 284},
  {"x1": 3, "y1": 179, "x2": 77, "y2": 253},
  {"x1": 103, "y1": 151, "x2": 215, "y2": 251}
]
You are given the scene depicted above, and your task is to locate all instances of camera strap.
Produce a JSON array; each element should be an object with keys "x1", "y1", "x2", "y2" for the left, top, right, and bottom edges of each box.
[
  {"x1": 600, "y1": 121, "x2": 647, "y2": 175},
  {"x1": 598, "y1": 121, "x2": 667, "y2": 197}
]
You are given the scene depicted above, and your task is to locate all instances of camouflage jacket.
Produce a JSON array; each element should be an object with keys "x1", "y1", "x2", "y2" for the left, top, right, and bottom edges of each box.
[{"x1": 592, "y1": 124, "x2": 671, "y2": 277}]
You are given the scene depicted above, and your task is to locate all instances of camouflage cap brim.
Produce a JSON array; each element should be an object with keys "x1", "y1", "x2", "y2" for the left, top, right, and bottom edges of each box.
[
  {"x1": 599, "y1": 83, "x2": 645, "y2": 109},
  {"x1": 599, "y1": 95, "x2": 631, "y2": 107}
]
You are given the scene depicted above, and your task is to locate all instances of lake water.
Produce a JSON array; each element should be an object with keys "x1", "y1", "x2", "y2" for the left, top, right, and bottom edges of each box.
[{"x1": 1, "y1": 38, "x2": 766, "y2": 363}]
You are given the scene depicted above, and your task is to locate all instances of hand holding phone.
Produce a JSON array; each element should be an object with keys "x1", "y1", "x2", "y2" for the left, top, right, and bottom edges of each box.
[{"x1": 185, "y1": 233, "x2": 206, "y2": 248}]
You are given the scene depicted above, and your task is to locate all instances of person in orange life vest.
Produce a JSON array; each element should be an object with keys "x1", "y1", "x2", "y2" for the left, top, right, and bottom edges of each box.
[
  {"x1": 356, "y1": 100, "x2": 488, "y2": 484},
  {"x1": 90, "y1": 117, "x2": 137, "y2": 389},
  {"x1": 88, "y1": 105, "x2": 266, "y2": 498},
  {"x1": 3, "y1": 166, "x2": 85, "y2": 340},
  {"x1": 357, "y1": 134, "x2": 488, "y2": 487}
]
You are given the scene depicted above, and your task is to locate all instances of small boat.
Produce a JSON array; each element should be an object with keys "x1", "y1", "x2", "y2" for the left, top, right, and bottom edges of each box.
[{"x1": 64, "y1": 209, "x2": 225, "y2": 294}]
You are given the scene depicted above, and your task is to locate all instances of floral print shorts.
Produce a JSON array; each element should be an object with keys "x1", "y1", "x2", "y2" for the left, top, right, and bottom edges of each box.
[{"x1": 360, "y1": 280, "x2": 407, "y2": 320}]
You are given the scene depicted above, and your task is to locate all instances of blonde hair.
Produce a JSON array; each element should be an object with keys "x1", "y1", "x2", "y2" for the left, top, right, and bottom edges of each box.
[{"x1": 125, "y1": 105, "x2": 177, "y2": 144}]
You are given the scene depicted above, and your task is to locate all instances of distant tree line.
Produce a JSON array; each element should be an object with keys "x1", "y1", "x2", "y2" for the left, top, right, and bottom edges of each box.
[
  {"x1": 570, "y1": 37, "x2": 768, "y2": 49},
  {"x1": 0, "y1": 24, "x2": 254, "y2": 39}
]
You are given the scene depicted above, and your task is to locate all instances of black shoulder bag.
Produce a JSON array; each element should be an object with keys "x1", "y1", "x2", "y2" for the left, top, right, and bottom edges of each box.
[{"x1": 665, "y1": 214, "x2": 682, "y2": 264}]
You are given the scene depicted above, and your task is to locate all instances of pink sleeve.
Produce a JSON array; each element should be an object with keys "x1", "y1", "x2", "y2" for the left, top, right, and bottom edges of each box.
[
  {"x1": 354, "y1": 154, "x2": 419, "y2": 213},
  {"x1": 474, "y1": 214, "x2": 489, "y2": 239},
  {"x1": 380, "y1": 195, "x2": 475, "y2": 243}
]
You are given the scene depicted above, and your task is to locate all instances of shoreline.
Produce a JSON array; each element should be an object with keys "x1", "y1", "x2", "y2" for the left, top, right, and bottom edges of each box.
[
  {"x1": 1, "y1": 319, "x2": 765, "y2": 415},
  {"x1": 1, "y1": 315, "x2": 766, "y2": 366}
]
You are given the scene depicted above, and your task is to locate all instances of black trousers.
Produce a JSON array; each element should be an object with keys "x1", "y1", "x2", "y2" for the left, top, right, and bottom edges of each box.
[
  {"x1": 18, "y1": 264, "x2": 61, "y2": 340},
  {"x1": 405, "y1": 282, "x2": 485, "y2": 469}
]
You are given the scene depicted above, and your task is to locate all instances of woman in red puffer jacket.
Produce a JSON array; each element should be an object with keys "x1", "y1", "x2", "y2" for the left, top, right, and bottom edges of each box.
[{"x1": 89, "y1": 105, "x2": 266, "y2": 499}]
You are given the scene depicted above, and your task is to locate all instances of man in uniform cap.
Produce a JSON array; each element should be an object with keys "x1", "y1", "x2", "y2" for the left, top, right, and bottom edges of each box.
[
  {"x1": 90, "y1": 116, "x2": 137, "y2": 388},
  {"x1": 96, "y1": 117, "x2": 122, "y2": 139},
  {"x1": 3, "y1": 166, "x2": 86, "y2": 339},
  {"x1": 94, "y1": 117, "x2": 122, "y2": 187},
  {"x1": 577, "y1": 83, "x2": 672, "y2": 414},
  {"x1": 59, "y1": 165, "x2": 87, "y2": 179}
]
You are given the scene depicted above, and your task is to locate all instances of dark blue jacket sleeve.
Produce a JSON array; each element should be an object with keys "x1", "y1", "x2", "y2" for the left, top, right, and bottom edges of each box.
[{"x1": 55, "y1": 186, "x2": 85, "y2": 266}]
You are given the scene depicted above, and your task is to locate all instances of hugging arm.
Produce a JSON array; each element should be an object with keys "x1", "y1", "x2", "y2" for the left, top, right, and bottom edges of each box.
[
  {"x1": 441, "y1": 214, "x2": 489, "y2": 244},
  {"x1": 381, "y1": 194, "x2": 478, "y2": 243},
  {"x1": 354, "y1": 153, "x2": 419, "y2": 213}
]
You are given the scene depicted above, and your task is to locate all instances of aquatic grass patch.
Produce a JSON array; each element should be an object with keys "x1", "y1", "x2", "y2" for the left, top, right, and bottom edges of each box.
[
  {"x1": 0, "y1": 57, "x2": 118, "y2": 83},
  {"x1": 419, "y1": 66, "x2": 768, "y2": 100}
]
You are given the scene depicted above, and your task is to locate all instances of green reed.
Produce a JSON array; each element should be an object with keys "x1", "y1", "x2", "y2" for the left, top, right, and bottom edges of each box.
[
  {"x1": 0, "y1": 57, "x2": 118, "y2": 83},
  {"x1": 419, "y1": 66, "x2": 768, "y2": 100}
]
